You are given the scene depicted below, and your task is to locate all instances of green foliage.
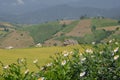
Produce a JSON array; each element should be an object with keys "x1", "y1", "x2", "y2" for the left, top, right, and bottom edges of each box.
[
  {"x1": 91, "y1": 25, "x2": 96, "y2": 33},
  {"x1": 55, "y1": 35, "x2": 75, "y2": 41},
  {"x1": 80, "y1": 15, "x2": 88, "y2": 19},
  {"x1": 92, "y1": 19, "x2": 119, "y2": 27},
  {"x1": 0, "y1": 31, "x2": 9, "y2": 38},
  {"x1": 83, "y1": 30, "x2": 112, "y2": 44},
  {"x1": 83, "y1": 34, "x2": 95, "y2": 43},
  {"x1": 94, "y1": 30, "x2": 111, "y2": 42},
  {"x1": 109, "y1": 33, "x2": 120, "y2": 40},
  {"x1": 0, "y1": 58, "x2": 37, "y2": 80},
  {"x1": 23, "y1": 22, "x2": 62, "y2": 43},
  {"x1": 4, "y1": 28, "x2": 9, "y2": 32},
  {"x1": 118, "y1": 20, "x2": 120, "y2": 24},
  {"x1": 62, "y1": 23, "x2": 66, "y2": 28},
  {"x1": 55, "y1": 35, "x2": 82, "y2": 44},
  {"x1": 62, "y1": 20, "x2": 79, "y2": 33},
  {"x1": 0, "y1": 40, "x2": 120, "y2": 80},
  {"x1": 36, "y1": 40, "x2": 120, "y2": 80}
]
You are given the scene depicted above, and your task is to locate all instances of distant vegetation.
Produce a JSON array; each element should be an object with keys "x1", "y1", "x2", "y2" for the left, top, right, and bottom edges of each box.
[
  {"x1": 92, "y1": 18, "x2": 118, "y2": 27},
  {"x1": 62, "y1": 20, "x2": 79, "y2": 33},
  {"x1": 23, "y1": 22, "x2": 63, "y2": 43},
  {"x1": 22, "y1": 20, "x2": 79, "y2": 44},
  {"x1": 55, "y1": 18, "x2": 120, "y2": 45},
  {"x1": 0, "y1": 23, "x2": 12, "y2": 39},
  {"x1": 0, "y1": 18, "x2": 120, "y2": 48},
  {"x1": 82, "y1": 30, "x2": 112, "y2": 44}
]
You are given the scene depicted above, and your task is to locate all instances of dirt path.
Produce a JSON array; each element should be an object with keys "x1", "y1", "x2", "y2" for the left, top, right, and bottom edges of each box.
[{"x1": 66, "y1": 19, "x2": 92, "y2": 37}]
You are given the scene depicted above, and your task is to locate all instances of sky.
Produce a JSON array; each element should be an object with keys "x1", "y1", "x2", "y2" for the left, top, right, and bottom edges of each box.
[
  {"x1": 0, "y1": 0, "x2": 119, "y2": 8},
  {"x1": 0, "y1": 0, "x2": 120, "y2": 14},
  {"x1": 0, "y1": 0, "x2": 78, "y2": 5}
]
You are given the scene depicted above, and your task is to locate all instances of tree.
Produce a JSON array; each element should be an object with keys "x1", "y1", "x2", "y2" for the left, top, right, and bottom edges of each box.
[
  {"x1": 80, "y1": 14, "x2": 87, "y2": 19},
  {"x1": 118, "y1": 20, "x2": 120, "y2": 24},
  {"x1": 62, "y1": 23, "x2": 66, "y2": 28},
  {"x1": 91, "y1": 25, "x2": 96, "y2": 33},
  {"x1": 116, "y1": 27, "x2": 119, "y2": 31},
  {"x1": 4, "y1": 28, "x2": 9, "y2": 32}
]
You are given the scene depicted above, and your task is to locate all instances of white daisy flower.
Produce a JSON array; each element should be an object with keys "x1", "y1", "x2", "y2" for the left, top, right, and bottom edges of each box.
[
  {"x1": 109, "y1": 40, "x2": 112, "y2": 43},
  {"x1": 63, "y1": 53, "x2": 69, "y2": 57},
  {"x1": 24, "y1": 69, "x2": 29, "y2": 74},
  {"x1": 80, "y1": 72, "x2": 86, "y2": 77},
  {"x1": 46, "y1": 63, "x2": 52, "y2": 67},
  {"x1": 33, "y1": 59, "x2": 38, "y2": 64},
  {"x1": 92, "y1": 42, "x2": 96, "y2": 45},
  {"x1": 3, "y1": 65, "x2": 9, "y2": 69},
  {"x1": 79, "y1": 53, "x2": 83, "y2": 56},
  {"x1": 99, "y1": 51, "x2": 104, "y2": 54},
  {"x1": 114, "y1": 47, "x2": 119, "y2": 53},
  {"x1": 62, "y1": 50, "x2": 68, "y2": 54},
  {"x1": 114, "y1": 55, "x2": 119, "y2": 60},
  {"x1": 115, "y1": 42, "x2": 119, "y2": 45},
  {"x1": 38, "y1": 77, "x2": 45, "y2": 80},
  {"x1": 81, "y1": 58, "x2": 86, "y2": 62},
  {"x1": 40, "y1": 67, "x2": 44, "y2": 71},
  {"x1": 61, "y1": 60, "x2": 66, "y2": 66},
  {"x1": 85, "y1": 49, "x2": 93, "y2": 54},
  {"x1": 20, "y1": 58, "x2": 24, "y2": 62}
]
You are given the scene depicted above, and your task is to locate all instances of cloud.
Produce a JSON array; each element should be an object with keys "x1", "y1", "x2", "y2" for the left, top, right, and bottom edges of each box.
[{"x1": 17, "y1": 0, "x2": 24, "y2": 5}]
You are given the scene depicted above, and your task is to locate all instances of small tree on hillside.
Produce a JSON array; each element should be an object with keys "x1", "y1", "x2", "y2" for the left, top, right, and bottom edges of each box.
[
  {"x1": 116, "y1": 27, "x2": 119, "y2": 31},
  {"x1": 118, "y1": 20, "x2": 120, "y2": 24},
  {"x1": 91, "y1": 25, "x2": 96, "y2": 33},
  {"x1": 4, "y1": 28, "x2": 9, "y2": 32},
  {"x1": 62, "y1": 23, "x2": 66, "y2": 28}
]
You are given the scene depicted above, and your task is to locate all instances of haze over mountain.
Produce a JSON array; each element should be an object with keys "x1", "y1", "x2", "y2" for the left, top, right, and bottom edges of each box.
[{"x1": 0, "y1": 0, "x2": 120, "y2": 24}]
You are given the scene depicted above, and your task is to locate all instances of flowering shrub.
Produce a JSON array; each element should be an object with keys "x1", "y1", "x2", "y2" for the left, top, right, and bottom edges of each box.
[
  {"x1": 0, "y1": 39, "x2": 120, "y2": 80},
  {"x1": 0, "y1": 58, "x2": 37, "y2": 80}
]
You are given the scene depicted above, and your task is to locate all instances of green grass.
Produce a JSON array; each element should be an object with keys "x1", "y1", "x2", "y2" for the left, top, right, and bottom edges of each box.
[
  {"x1": 23, "y1": 21, "x2": 63, "y2": 43},
  {"x1": 62, "y1": 20, "x2": 79, "y2": 33},
  {"x1": 108, "y1": 29, "x2": 120, "y2": 40},
  {"x1": 54, "y1": 20, "x2": 79, "y2": 41},
  {"x1": 0, "y1": 31, "x2": 8, "y2": 38},
  {"x1": 22, "y1": 20, "x2": 79, "y2": 44},
  {"x1": 0, "y1": 45, "x2": 85, "y2": 72},
  {"x1": 92, "y1": 18, "x2": 119, "y2": 27},
  {"x1": 55, "y1": 35, "x2": 72, "y2": 41}
]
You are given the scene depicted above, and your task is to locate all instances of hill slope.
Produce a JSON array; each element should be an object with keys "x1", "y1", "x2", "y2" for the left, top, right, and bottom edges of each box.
[
  {"x1": 0, "y1": 23, "x2": 35, "y2": 48},
  {"x1": 0, "y1": 18, "x2": 120, "y2": 48}
]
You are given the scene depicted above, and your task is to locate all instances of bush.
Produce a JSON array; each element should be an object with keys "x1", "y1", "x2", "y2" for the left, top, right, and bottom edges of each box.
[
  {"x1": 0, "y1": 58, "x2": 37, "y2": 80},
  {"x1": 91, "y1": 25, "x2": 96, "y2": 33},
  {"x1": 83, "y1": 30, "x2": 112, "y2": 44},
  {"x1": 118, "y1": 20, "x2": 120, "y2": 24},
  {"x1": 0, "y1": 39, "x2": 120, "y2": 80}
]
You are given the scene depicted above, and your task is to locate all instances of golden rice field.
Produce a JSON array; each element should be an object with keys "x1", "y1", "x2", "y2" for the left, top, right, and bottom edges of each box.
[{"x1": 0, "y1": 45, "x2": 86, "y2": 73}]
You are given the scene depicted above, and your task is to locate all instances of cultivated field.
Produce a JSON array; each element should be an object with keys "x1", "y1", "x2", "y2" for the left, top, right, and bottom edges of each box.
[{"x1": 0, "y1": 45, "x2": 85, "y2": 72}]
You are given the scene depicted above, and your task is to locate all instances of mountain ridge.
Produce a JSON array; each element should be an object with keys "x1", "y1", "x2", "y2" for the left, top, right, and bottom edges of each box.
[{"x1": 0, "y1": 5, "x2": 120, "y2": 24}]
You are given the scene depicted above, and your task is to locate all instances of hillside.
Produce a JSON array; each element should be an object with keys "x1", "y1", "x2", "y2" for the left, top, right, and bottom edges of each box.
[
  {"x1": 22, "y1": 18, "x2": 120, "y2": 47},
  {"x1": 0, "y1": 18, "x2": 120, "y2": 48},
  {"x1": 0, "y1": 23, "x2": 35, "y2": 48}
]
